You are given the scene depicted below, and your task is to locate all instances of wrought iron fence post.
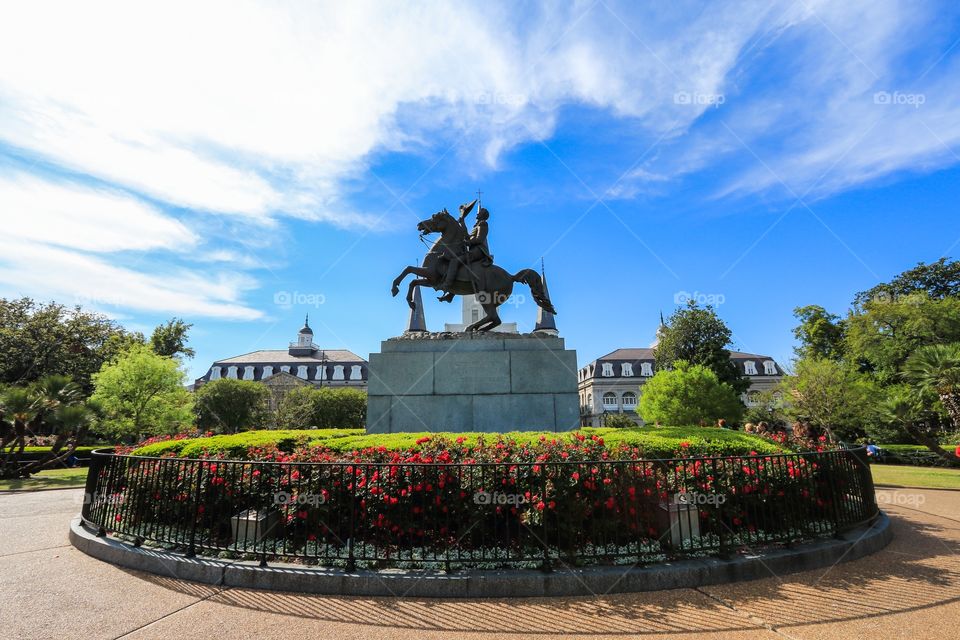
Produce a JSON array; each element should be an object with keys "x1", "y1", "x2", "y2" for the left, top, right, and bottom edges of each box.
[
  {"x1": 346, "y1": 464, "x2": 356, "y2": 572},
  {"x1": 186, "y1": 461, "x2": 203, "y2": 558}
]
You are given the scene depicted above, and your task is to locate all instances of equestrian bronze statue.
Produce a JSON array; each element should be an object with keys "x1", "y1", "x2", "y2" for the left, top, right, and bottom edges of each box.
[{"x1": 391, "y1": 201, "x2": 556, "y2": 332}]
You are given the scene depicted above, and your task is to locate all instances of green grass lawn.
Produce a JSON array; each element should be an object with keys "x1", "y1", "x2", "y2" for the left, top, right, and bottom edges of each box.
[
  {"x1": 871, "y1": 464, "x2": 960, "y2": 490},
  {"x1": 0, "y1": 466, "x2": 88, "y2": 491}
]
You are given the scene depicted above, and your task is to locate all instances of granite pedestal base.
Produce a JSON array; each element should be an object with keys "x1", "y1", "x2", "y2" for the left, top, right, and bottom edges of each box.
[{"x1": 366, "y1": 334, "x2": 579, "y2": 433}]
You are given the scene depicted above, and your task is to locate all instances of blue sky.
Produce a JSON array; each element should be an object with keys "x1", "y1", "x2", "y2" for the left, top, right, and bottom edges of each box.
[{"x1": 1, "y1": 0, "x2": 959, "y2": 381}]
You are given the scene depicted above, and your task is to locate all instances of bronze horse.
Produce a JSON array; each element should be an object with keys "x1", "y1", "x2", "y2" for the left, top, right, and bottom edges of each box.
[{"x1": 391, "y1": 209, "x2": 556, "y2": 332}]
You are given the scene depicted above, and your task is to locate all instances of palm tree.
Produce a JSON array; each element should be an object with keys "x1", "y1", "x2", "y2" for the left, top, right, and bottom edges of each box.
[
  {"x1": 0, "y1": 387, "x2": 37, "y2": 478},
  {"x1": 903, "y1": 343, "x2": 960, "y2": 428}
]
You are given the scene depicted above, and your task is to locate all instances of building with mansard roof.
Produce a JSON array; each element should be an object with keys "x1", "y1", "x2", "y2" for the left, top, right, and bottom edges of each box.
[
  {"x1": 194, "y1": 317, "x2": 367, "y2": 410},
  {"x1": 577, "y1": 318, "x2": 784, "y2": 427}
]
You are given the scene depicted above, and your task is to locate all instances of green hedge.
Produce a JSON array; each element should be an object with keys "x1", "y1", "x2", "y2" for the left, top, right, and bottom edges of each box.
[{"x1": 131, "y1": 426, "x2": 784, "y2": 460}]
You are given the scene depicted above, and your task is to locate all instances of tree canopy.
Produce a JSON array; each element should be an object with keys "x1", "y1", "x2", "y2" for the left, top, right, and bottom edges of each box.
[
  {"x1": 150, "y1": 318, "x2": 195, "y2": 359},
  {"x1": 0, "y1": 297, "x2": 143, "y2": 392},
  {"x1": 90, "y1": 344, "x2": 194, "y2": 440},
  {"x1": 275, "y1": 386, "x2": 367, "y2": 430},
  {"x1": 195, "y1": 378, "x2": 271, "y2": 434},
  {"x1": 638, "y1": 361, "x2": 743, "y2": 426},
  {"x1": 654, "y1": 302, "x2": 749, "y2": 394}
]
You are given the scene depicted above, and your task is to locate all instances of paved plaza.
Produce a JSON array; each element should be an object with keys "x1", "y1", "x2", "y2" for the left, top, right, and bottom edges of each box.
[{"x1": 2, "y1": 487, "x2": 958, "y2": 640}]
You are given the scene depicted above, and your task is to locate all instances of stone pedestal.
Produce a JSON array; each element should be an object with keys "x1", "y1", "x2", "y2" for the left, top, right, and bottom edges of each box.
[{"x1": 366, "y1": 333, "x2": 579, "y2": 433}]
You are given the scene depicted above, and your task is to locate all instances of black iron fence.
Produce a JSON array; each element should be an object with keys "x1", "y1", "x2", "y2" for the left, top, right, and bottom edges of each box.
[{"x1": 80, "y1": 447, "x2": 878, "y2": 570}]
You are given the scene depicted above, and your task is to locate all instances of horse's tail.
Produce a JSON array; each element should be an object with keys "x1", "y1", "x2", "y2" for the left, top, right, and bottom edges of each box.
[{"x1": 512, "y1": 269, "x2": 557, "y2": 315}]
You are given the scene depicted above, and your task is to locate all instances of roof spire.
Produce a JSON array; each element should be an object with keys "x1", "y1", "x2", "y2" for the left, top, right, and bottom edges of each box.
[
  {"x1": 534, "y1": 258, "x2": 558, "y2": 336},
  {"x1": 406, "y1": 285, "x2": 427, "y2": 333},
  {"x1": 305, "y1": 313, "x2": 310, "y2": 328}
]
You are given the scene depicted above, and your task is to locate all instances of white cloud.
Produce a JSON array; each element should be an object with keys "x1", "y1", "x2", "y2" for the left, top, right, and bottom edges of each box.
[
  {"x1": 0, "y1": 0, "x2": 795, "y2": 223},
  {"x1": 0, "y1": 239, "x2": 263, "y2": 320},
  {"x1": 0, "y1": 173, "x2": 196, "y2": 252}
]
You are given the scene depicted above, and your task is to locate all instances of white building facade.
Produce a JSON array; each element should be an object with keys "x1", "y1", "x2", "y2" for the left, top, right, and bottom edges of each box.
[{"x1": 578, "y1": 347, "x2": 784, "y2": 427}]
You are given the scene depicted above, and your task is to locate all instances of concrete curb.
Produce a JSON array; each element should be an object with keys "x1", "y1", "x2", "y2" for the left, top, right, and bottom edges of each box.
[{"x1": 70, "y1": 512, "x2": 892, "y2": 598}]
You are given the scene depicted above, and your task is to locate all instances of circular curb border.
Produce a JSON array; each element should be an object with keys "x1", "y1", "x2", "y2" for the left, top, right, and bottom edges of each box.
[{"x1": 70, "y1": 513, "x2": 891, "y2": 598}]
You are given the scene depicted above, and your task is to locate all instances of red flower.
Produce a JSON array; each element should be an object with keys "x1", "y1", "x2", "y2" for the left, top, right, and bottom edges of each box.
[
  {"x1": 680, "y1": 441, "x2": 690, "y2": 449},
  {"x1": 114, "y1": 514, "x2": 122, "y2": 523},
  {"x1": 955, "y1": 445, "x2": 960, "y2": 458}
]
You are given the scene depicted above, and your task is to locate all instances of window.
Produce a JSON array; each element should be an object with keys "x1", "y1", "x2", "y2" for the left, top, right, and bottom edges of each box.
[
  {"x1": 280, "y1": 365, "x2": 291, "y2": 374},
  {"x1": 226, "y1": 366, "x2": 238, "y2": 379},
  {"x1": 601, "y1": 363, "x2": 614, "y2": 377},
  {"x1": 621, "y1": 363, "x2": 634, "y2": 377},
  {"x1": 297, "y1": 365, "x2": 308, "y2": 379},
  {"x1": 763, "y1": 360, "x2": 777, "y2": 375},
  {"x1": 586, "y1": 393, "x2": 592, "y2": 409},
  {"x1": 350, "y1": 365, "x2": 363, "y2": 380},
  {"x1": 332, "y1": 365, "x2": 345, "y2": 380},
  {"x1": 640, "y1": 362, "x2": 653, "y2": 377},
  {"x1": 602, "y1": 392, "x2": 618, "y2": 409},
  {"x1": 747, "y1": 391, "x2": 761, "y2": 406},
  {"x1": 314, "y1": 366, "x2": 326, "y2": 381},
  {"x1": 262, "y1": 365, "x2": 274, "y2": 379},
  {"x1": 472, "y1": 308, "x2": 480, "y2": 322},
  {"x1": 622, "y1": 392, "x2": 637, "y2": 408},
  {"x1": 744, "y1": 360, "x2": 758, "y2": 375},
  {"x1": 243, "y1": 366, "x2": 255, "y2": 380},
  {"x1": 209, "y1": 366, "x2": 221, "y2": 380}
]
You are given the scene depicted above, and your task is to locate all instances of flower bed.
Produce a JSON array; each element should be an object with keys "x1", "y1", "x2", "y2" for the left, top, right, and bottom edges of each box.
[{"x1": 82, "y1": 429, "x2": 877, "y2": 570}]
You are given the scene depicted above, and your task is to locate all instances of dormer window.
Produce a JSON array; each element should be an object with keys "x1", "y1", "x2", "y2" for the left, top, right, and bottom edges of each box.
[
  {"x1": 744, "y1": 360, "x2": 757, "y2": 375},
  {"x1": 763, "y1": 360, "x2": 777, "y2": 375},
  {"x1": 601, "y1": 363, "x2": 614, "y2": 377},
  {"x1": 621, "y1": 363, "x2": 634, "y2": 377},
  {"x1": 350, "y1": 365, "x2": 362, "y2": 380},
  {"x1": 640, "y1": 362, "x2": 653, "y2": 377}
]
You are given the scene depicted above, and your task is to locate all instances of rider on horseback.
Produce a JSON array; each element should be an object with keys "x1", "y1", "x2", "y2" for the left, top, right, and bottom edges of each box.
[{"x1": 438, "y1": 203, "x2": 493, "y2": 302}]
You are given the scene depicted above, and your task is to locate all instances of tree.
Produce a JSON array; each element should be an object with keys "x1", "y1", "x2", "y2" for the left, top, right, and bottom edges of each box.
[
  {"x1": 195, "y1": 379, "x2": 271, "y2": 434},
  {"x1": 638, "y1": 361, "x2": 743, "y2": 426},
  {"x1": 792, "y1": 305, "x2": 845, "y2": 360},
  {"x1": 603, "y1": 414, "x2": 637, "y2": 429},
  {"x1": 90, "y1": 344, "x2": 194, "y2": 440},
  {"x1": 844, "y1": 293, "x2": 960, "y2": 383},
  {"x1": 0, "y1": 375, "x2": 97, "y2": 479},
  {"x1": 877, "y1": 384, "x2": 957, "y2": 466},
  {"x1": 276, "y1": 387, "x2": 367, "y2": 429},
  {"x1": 654, "y1": 302, "x2": 749, "y2": 394},
  {"x1": 780, "y1": 358, "x2": 879, "y2": 443},
  {"x1": 0, "y1": 297, "x2": 143, "y2": 392},
  {"x1": 855, "y1": 257, "x2": 960, "y2": 306},
  {"x1": 150, "y1": 318, "x2": 195, "y2": 359},
  {"x1": 902, "y1": 343, "x2": 960, "y2": 429}
]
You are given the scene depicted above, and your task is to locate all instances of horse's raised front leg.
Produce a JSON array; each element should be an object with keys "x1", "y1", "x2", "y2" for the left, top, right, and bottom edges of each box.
[
  {"x1": 407, "y1": 278, "x2": 430, "y2": 310},
  {"x1": 392, "y1": 266, "x2": 431, "y2": 297}
]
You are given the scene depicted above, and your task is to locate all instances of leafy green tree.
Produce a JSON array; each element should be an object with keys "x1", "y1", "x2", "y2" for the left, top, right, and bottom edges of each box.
[
  {"x1": 844, "y1": 293, "x2": 960, "y2": 382},
  {"x1": 276, "y1": 386, "x2": 367, "y2": 429},
  {"x1": 0, "y1": 298, "x2": 143, "y2": 392},
  {"x1": 780, "y1": 358, "x2": 879, "y2": 443},
  {"x1": 603, "y1": 413, "x2": 637, "y2": 429},
  {"x1": 150, "y1": 318, "x2": 195, "y2": 359},
  {"x1": 855, "y1": 257, "x2": 960, "y2": 306},
  {"x1": 638, "y1": 361, "x2": 744, "y2": 426},
  {"x1": 654, "y1": 302, "x2": 749, "y2": 395},
  {"x1": 90, "y1": 344, "x2": 194, "y2": 440},
  {"x1": 792, "y1": 305, "x2": 845, "y2": 360},
  {"x1": 195, "y1": 379, "x2": 271, "y2": 434}
]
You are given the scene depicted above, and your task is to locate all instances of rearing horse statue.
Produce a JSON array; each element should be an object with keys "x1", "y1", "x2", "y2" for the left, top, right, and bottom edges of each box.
[{"x1": 391, "y1": 208, "x2": 556, "y2": 332}]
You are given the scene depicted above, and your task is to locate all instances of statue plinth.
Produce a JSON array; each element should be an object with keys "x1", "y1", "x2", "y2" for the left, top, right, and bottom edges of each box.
[{"x1": 366, "y1": 334, "x2": 579, "y2": 433}]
